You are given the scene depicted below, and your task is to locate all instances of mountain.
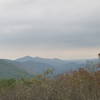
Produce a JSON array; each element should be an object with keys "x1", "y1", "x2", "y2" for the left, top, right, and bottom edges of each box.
[
  {"x1": 16, "y1": 56, "x2": 34, "y2": 62},
  {"x1": 0, "y1": 56, "x2": 98, "y2": 78},
  {"x1": 15, "y1": 56, "x2": 87, "y2": 75},
  {"x1": 14, "y1": 60, "x2": 54, "y2": 75},
  {"x1": 0, "y1": 59, "x2": 31, "y2": 79}
]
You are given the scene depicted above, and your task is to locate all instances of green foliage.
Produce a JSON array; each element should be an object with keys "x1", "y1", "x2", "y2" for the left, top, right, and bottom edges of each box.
[
  {"x1": 0, "y1": 79, "x2": 16, "y2": 88},
  {"x1": 0, "y1": 68, "x2": 100, "y2": 100}
]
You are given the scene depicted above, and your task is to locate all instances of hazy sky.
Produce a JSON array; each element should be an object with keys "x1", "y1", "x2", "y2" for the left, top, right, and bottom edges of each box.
[{"x1": 0, "y1": 0, "x2": 100, "y2": 59}]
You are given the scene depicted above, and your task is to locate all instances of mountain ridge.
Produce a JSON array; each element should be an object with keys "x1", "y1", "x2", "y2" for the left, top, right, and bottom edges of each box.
[{"x1": 0, "y1": 56, "x2": 98, "y2": 78}]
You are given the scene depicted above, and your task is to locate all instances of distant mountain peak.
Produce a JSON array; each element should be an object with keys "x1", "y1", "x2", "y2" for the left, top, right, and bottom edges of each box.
[
  {"x1": 23, "y1": 56, "x2": 33, "y2": 59},
  {"x1": 16, "y1": 56, "x2": 34, "y2": 62}
]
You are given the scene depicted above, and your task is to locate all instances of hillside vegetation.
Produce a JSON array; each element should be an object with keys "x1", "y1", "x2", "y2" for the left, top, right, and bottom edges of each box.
[
  {"x1": 0, "y1": 66, "x2": 100, "y2": 100},
  {"x1": 0, "y1": 60, "x2": 31, "y2": 79}
]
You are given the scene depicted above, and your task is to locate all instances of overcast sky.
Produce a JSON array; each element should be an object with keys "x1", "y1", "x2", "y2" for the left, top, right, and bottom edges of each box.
[{"x1": 0, "y1": 0, "x2": 100, "y2": 59}]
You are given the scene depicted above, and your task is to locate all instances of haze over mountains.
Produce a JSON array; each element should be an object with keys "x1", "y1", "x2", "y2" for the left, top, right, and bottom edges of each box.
[
  {"x1": 0, "y1": 56, "x2": 98, "y2": 78},
  {"x1": 0, "y1": 59, "x2": 30, "y2": 79}
]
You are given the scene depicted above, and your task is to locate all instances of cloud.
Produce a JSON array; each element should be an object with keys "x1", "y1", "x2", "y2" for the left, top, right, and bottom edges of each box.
[{"x1": 0, "y1": 0, "x2": 99, "y2": 58}]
